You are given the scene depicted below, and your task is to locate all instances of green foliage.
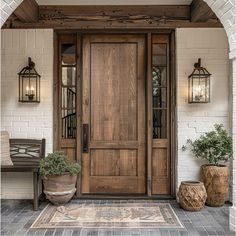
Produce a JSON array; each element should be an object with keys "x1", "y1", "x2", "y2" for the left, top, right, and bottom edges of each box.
[
  {"x1": 182, "y1": 124, "x2": 233, "y2": 165},
  {"x1": 40, "y1": 151, "x2": 81, "y2": 179}
]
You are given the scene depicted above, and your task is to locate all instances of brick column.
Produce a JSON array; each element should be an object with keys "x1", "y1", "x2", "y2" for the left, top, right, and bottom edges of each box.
[{"x1": 203, "y1": 1, "x2": 236, "y2": 232}]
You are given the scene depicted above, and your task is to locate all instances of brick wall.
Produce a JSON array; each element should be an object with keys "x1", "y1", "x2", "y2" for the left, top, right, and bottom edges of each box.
[
  {"x1": 176, "y1": 28, "x2": 230, "y2": 186},
  {"x1": 204, "y1": 0, "x2": 236, "y2": 58},
  {"x1": 1, "y1": 29, "x2": 53, "y2": 199},
  {"x1": 0, "y1": 0, "x2": 23, "y2": 26}
]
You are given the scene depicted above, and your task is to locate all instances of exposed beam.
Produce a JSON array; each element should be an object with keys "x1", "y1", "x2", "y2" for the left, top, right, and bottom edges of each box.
[
  {"x1": 39, "y1": 5, "x2": 190, "y2": 21},
  {"x1": 191, "y1": 0, "x2": 217, "y2": 22},
  {"x1": 3, "y1": 20, "x2": 222, "y2": 29},
  {"x1": 14, "y1": 0, "x2": 39, "y2": 23},
  {"x1": 3, "y1": 4, "x2": 222, "y2": 29}
]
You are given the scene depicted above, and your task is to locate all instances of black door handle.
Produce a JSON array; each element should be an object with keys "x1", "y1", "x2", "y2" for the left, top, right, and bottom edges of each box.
[{"x1": 82, "y1": 124, "x2": 89, "y2": 153}]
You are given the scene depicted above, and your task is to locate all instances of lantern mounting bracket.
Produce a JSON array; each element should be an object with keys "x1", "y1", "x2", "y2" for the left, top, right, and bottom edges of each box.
[
  {"x1": 194, "y1": 58, "x2": 202, "y2": 69},
  {"x1": 28, "y1": 57, "x2": 35, "y2": 70}
]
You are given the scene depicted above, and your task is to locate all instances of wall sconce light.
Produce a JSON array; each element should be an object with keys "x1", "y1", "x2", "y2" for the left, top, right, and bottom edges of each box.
[
  {"x1": 18, "y1": 57, "x2": 40, "y2": 103},
  {"x1": 188, "y1": 58, "x2": 211, "y2": 103}
]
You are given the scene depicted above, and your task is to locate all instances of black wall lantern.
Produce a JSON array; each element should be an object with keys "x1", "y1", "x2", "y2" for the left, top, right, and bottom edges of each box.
[
  {"x1": 18, "y1": 57, "x2": 40, "y2": 103},
  {"x1": 188, "y1": 58, "x2": 211, "y2": 103}
]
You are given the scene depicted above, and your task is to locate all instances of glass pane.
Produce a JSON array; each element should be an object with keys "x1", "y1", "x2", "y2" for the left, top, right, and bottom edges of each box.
[
  {"x1": 153, "y1": 66, "x2": 166, "y2": 87},
  {"x1": 153, "y1": 88, "x2": 167, "y2": 108},
  {"x1": 191, "y1": 76, "x2": 209, "y2": 102},
  {"x1": 153, "y1": 44, "x2": 167, "y2": 66},
  {"x1": 62, "y1": 67, "x2": 76, "y2": 86},
  {"x1": 61, "y1": 43, "x2": 76, "y2": 65},
  {"x1": 153, "y1": 110, "x2": 167, "y2": 139},
  {"x1": 21, "y1": 76, "x2": 37, "y2": 102},
  {"x1": 152, "y1": 43, "x2": 168, "y2": 139},
  {"x1": 62, "y1": 109, "x2": 76, "y2": 138},
  {"x1": 61, "y1": 87, "x2": 76, "y2": 109}
]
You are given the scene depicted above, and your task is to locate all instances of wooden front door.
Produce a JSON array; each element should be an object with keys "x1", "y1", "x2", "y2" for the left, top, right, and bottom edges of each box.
[{"x1": 81, "y1": 35, "x2": 146, "y2": 194}]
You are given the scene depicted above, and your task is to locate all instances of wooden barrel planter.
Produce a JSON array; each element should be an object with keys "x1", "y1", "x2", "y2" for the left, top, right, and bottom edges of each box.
[
  {"x1": 201, "y1": 164, "x2": 229, "y2": 207},
  {"x1": 177, "y1": 181, "x2": 207, "y2": 211},
  {"x1": 43, "y1": 173, "x2": 77, "y2": 205}
]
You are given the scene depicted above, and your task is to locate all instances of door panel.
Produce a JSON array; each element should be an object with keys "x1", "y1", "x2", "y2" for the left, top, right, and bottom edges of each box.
[
  {"x1": 90, "y1": 43, "x2": 137, "y2": 142},
  {"x1": 90, "y1": 149, "x2": 137, "y2": 176},
  {"x1": 152, "y1": 140, "x2": 170, "y2": 194},
  {"x1": 82, "y1": 35, "x2": 146, "y2": 194}
]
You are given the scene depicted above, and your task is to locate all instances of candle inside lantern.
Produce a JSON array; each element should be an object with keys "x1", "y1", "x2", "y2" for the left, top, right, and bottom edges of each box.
[
  {"x1": 194, "y1": 85, "x2": 204, "y2": 101},
  {"x1": 30, "y1": 86, "x2": 35, "y2": 95},
  {"x1": 26, "y1": 86, "x2": 30, "y2": 94},
  {"x1": 25, "y1": 85, "x2": 35, "y2": 100}
]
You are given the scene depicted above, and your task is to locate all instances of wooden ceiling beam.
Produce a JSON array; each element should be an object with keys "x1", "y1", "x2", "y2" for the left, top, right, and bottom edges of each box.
[
  {"x1": 39, "y1": 5, "x2": 190, "y2": 21},
  {"x1": 191, "y1": 0, "x2": 217, "y2": 22},
  {"x1": 3, "y1": 3, "x2": 222, "y2": 29},
  {"x1": 4, "y1": 20, "x2": 222, "y2": 29},
  {"x1": 14, "y1": 0, "x2": 39, "y2": 23}
]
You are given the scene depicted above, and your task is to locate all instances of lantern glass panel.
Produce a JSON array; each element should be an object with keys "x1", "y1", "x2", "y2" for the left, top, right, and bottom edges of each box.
[
  {"x1": 19, "y1": 75, "x2": 39, "y2": 102},
  {"x1": 190, "y1": 75, "x2": 210, "y2": 103}
]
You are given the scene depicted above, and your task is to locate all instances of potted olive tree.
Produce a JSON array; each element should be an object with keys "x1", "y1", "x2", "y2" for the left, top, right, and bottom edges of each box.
[
  {"x1": 183, "y1": 124, "x2": 233, "y2": 207},
  {"x1": 40, "y1": 151, "x2": 81, "y2": 205}
]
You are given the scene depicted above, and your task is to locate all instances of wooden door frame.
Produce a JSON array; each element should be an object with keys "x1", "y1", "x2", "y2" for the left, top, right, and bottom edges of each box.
[{"x1": 53, "y1": 29, "x2": 177, "y2": 198}]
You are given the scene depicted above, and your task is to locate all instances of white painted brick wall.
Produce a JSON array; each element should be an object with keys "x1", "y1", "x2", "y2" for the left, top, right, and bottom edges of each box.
[
  {"x1": 176, "y1": 28, "x2": 230, "y2": 187},
  {"x1": 0, "y1": 0, "x2": 23, "y2": 26},
  {"x1": 1, "y1": 29, "x2": 53, "y2": 199},
  {"x1": 204, "y1": 0, "x2": 236, "y2": 59}
]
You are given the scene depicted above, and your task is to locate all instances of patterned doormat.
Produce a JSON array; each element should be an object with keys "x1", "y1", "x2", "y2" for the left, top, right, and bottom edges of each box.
[{"x1": 31, "y1": 203, "x2": 183, "y2": 229}]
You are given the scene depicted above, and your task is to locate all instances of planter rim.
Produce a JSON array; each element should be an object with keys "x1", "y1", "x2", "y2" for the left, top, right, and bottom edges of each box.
[
  {"x1": 42, "y1": 172, "x2": 78, "y2": 179},
  {"x1": 181, "y1": 181, "x2": 203, "y2": 186},
  {"x1": 201, "y1": 164, "x2": 227, "y2": 168}
]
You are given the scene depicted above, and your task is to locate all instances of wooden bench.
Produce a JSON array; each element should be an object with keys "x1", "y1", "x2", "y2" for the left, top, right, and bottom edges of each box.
[{"x1": 1, "y1": 139, "x2": 46, "y2": 211}]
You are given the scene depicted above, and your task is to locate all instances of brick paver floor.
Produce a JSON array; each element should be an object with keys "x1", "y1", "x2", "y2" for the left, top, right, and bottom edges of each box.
[{"x1": 1, "y1": 200, "x2": 234, "y2": 236}]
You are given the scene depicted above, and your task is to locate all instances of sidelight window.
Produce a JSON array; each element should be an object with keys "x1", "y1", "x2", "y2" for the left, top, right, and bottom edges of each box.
[
  {"x1": 60, "y1": 39, "x2": 77, "y2": 139},
  {"x1": 152, "y1": 43, "x2": 168, "y2": 139}
]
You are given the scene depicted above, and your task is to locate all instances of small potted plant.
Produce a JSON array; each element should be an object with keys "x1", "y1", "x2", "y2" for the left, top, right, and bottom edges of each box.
[
  {"x1": 40, "y1": 151, "x2": 81, "y2": 205},
  {"x1": 182, "y1": 124, "x2": 233, "y2": 207}
]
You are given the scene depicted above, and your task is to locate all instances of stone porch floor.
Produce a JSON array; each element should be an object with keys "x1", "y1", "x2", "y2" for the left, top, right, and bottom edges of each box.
[{"x1": 1, "y1": 200, "x2": 234, "y2": 236}]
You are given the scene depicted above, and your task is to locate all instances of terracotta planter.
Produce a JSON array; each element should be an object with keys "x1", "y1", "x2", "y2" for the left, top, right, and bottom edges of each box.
[
  {"x1": 201, "y1": 164, "x2": 229, "y2": 207},
  {"x1": 177, "y1": 181, "x2": 207, "y2": 211},
  {"x1": 43, "y1": 173, "x2": 77, "y2": 205}
]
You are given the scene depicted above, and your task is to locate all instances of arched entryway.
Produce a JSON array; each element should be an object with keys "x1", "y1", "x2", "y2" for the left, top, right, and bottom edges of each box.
[{"x1": 1, "y1": 0, "x2": 236, "y2": 231}]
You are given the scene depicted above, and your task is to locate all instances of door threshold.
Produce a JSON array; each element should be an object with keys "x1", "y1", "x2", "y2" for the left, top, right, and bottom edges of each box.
[{"x1": 75, "y1": 194, "x2": 175, "y2": 200}]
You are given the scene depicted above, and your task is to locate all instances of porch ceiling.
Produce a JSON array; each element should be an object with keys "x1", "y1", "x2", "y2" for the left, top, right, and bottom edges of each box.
[{"x1": 36, "y1": 0, "x2": 193, "y2": 5}]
